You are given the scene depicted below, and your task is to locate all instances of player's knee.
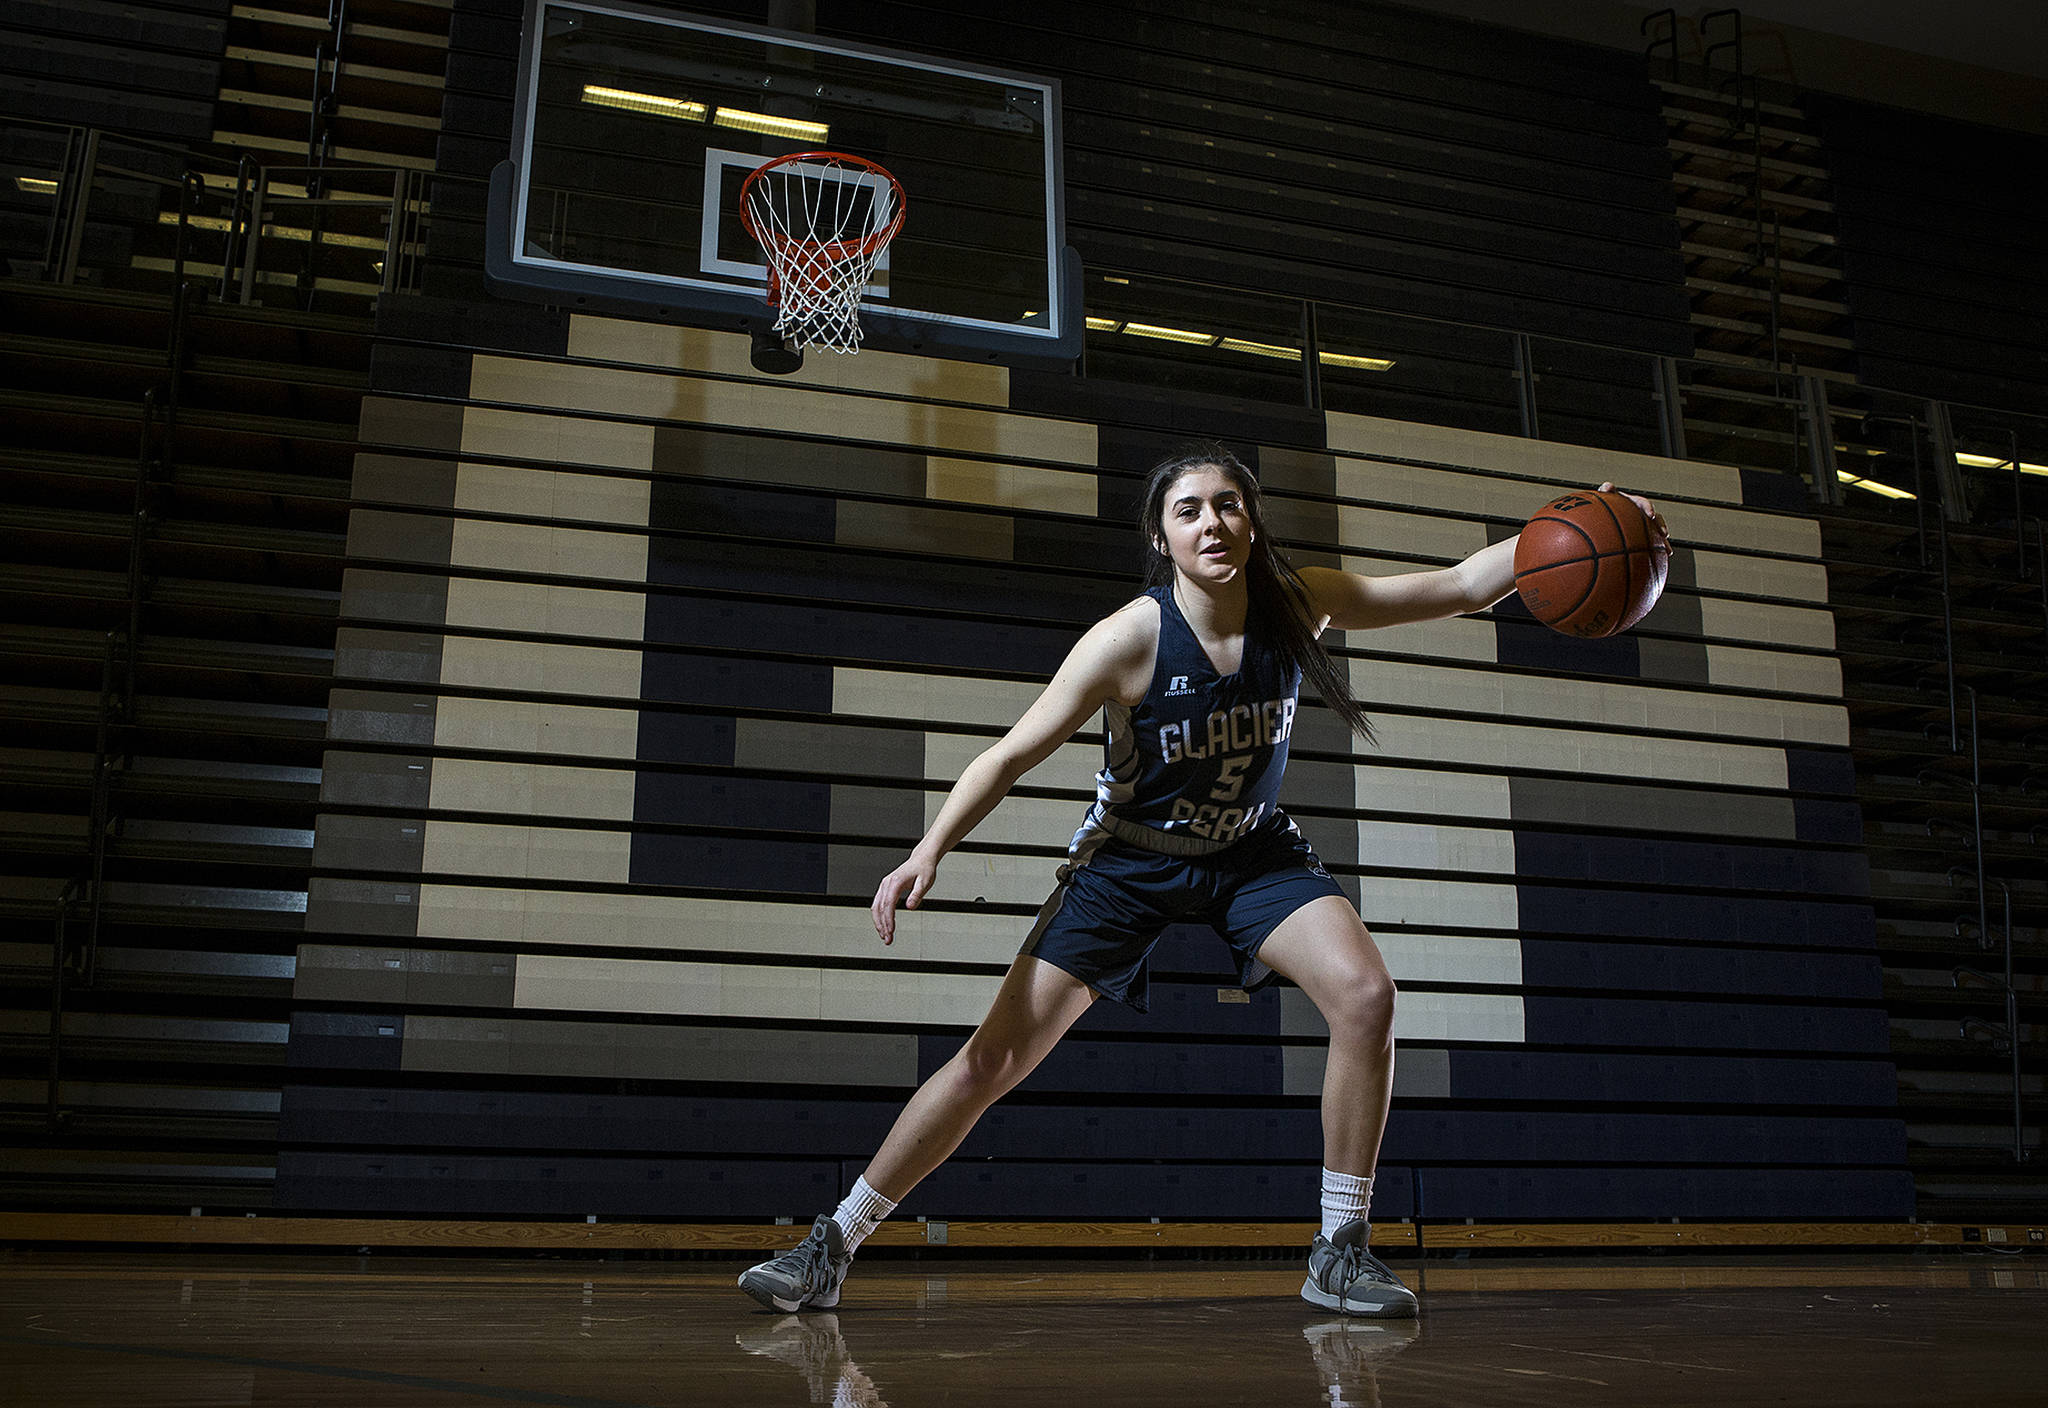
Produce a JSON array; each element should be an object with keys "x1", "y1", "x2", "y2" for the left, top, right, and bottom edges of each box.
[
  {"x1": 954, "y1": 1038, "x2": 1029, "y2": 1098},
  {"x1": 1326, "y1": 968, "x2": 1396, "y2": 1045}
]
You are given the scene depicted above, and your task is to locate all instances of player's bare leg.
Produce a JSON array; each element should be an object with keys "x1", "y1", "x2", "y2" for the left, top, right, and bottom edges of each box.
[
  {"x1": 862, "y1": 954, "x2": 1098, "y2": 1200},
  {"x1": 738, "y1": 955, "x2": 1093, "y2": 1311},
  {"x1": 1258, "y1": 896, "x2": 1396, "y2": 1174},
  {"x1": 1257, "y1": 896, "x2": 1416, "y2": 1317}
]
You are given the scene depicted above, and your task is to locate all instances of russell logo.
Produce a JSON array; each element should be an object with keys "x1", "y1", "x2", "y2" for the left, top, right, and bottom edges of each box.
[{"x1": 1165, "y1": 675, "x2": 1194, "y2": 696}]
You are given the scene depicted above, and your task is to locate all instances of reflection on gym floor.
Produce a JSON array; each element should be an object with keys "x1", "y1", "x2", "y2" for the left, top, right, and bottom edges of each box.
[{"x1": 3, "y1": 1251, "x2": 2044, "y2": 1407}]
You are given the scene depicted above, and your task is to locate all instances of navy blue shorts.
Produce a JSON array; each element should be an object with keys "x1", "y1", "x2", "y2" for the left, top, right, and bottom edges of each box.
[{"x1": 1019, "y1": 823, "x2": 1348, "y2": 1013}]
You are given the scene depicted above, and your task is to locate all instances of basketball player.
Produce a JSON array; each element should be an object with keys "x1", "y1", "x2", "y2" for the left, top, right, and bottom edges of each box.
[{"x1": 740, "y1": 446, "x2": 1664, "y2": 1316}]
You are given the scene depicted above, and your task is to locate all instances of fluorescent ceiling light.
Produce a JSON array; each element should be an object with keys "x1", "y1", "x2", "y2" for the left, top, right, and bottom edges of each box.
[
  {"x1": 1124, "y1": 322, "x2": 1215, "y2": 346},
  {"x1": 1956, "y1": 451, "x2": 2048, "y2": 478},
  {"x1": 15, "y1": 176, "x2": 58, "y2": 195},
  {"x1": 1218, "y1": 337, "x2": 1301, "y2": 361},
  {"x1": 1320, "y1": 351, "x2": 1396, "y2": 371},
  {"x1": 1837, "y1": 470, "x2": 1915, "y2": 500},
  {"x1": 1084, "y1": 317, "x2": 1120, "y2": 332},
  {"x1": 1102, "y1": 275, "x2": 1130, "y2": 285},
  {"x1": 582, "y1": 85, "x2": 706, "y2": 120},
  {"x1": 713, "y1": 108, "x2": 828, "y2": 141}
]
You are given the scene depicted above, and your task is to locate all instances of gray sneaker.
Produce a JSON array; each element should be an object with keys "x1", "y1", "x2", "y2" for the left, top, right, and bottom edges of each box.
[
  {"x1": 1301, "y1": 1218, "x2": 1417, "y2": 1317},
  {"x1": 738, "y1": 1215, "x2": 852, "y2": 1312}
]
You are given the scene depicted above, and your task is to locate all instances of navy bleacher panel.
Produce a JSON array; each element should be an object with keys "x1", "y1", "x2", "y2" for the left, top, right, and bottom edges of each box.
[
  {"x1": 1411, "y1": 1168, "x2": 1914, "y2": 1220},
  {"x1": 1514, "y1": 831, "x2": 1868, "y2": 895},
  {"x1": 1013, "y1": 517, "x2": 1137, "y2": 575},
  {"x1": 278, "y1": 1086, "x2": 1329, "y2": 1162},
  {"x1": 630, "y1": 834, "x2": 827, "y2": 893},
  {"x1": 960, "y1": 1104, "x2": 1322, "y2": 1162},
  {"x1": 1449, "y1": 1050, "x2": 1899, "y2": 1107},
  {"x1": 374, "y1": 294, "x2": 570, "y2": 358},
  {"x1": 1493, "y1": 605, "x2": 1643, "y2": 679},
  {"x1": 1793, "y1": 797, "x2": 1868, "y2": 845},
  {"x1": 1783, "y1": 747, "x2": 1861, "y2": 797},
  {"x1": 1515, "y1": 885, "x2": 1877, "y2": 948},
  {"x1": 273, "y1": 1152, "x2": 841, "y2": 1215},
  {"x1": 1070, "y1": 980, "x2": 1285, "y2": 1036},
  {"x1": 284, "y1": 1013, "x2": 405, "y2": 1070},
  {"x1": 1010, "y1": 374, "x2": 1327, "y2": 453},
  {"x1": 921, "y1": 1035, "x2": 1284, "y2": 1096},
  {"x1": 911, "y1": 1160, "x2": 1410, "y2": 1219},
  {"x1": 637, "y1": 653, "x2": 833, "y2": 714},
  {"x1": 632, "y1": 771, "x2": 830, "y2": 831},
  {"x1": 1523, "y1": 997, "x2": 1891, "y2": 1054},
  {"x1": 1382, "y1": 1110, "x2": 1906, "y2": 1165},
  {"x1": 439, "y1": 91, "x2": 513, "y2": 146},
  {"x1": 369, "y1": 344, "x2": 473, "y2": 400},
  {"x1": 1518, "y1": 940, "x2": 1885, "y2": 1001},
  {"x1": 1736, "y1": 468, "x2": 1812, "y2": 512},
  {"x1": 647, "y1": 479, "x2": 839, "y2": 548},
  {"x1": 648, "y1": 532, "x2": 1124, "y2": 624},
  {"x1": 639, "y1": 592, "x2": 1073, "y2": 675},
  {"x1": 632, "y1": 711, "x2": 739, "y2": 766}
]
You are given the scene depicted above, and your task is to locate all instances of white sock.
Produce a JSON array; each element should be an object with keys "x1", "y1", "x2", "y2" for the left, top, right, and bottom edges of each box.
[
  {"x1": 830, "y1": 1175, "x2": 897, "y2": 1255},
  {"x1": 1320, "y1": 1167, "x2": 1373, "y2": 1240}
]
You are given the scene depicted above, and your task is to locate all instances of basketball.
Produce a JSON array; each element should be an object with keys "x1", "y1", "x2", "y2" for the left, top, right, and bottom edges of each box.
[{"x1": 1513, "y1": 489, "x2": 1670, "y2": 638}]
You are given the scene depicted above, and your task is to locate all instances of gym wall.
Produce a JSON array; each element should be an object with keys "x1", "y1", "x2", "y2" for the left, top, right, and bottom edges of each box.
[{"x1": 286, "y1": 307, "x2": 1906, "y2": 1220}]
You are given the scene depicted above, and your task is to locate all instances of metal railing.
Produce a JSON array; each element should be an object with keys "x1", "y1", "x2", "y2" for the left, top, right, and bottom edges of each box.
[{"x1": 11, "y1": 117, "x2": 464, "y2": 313}]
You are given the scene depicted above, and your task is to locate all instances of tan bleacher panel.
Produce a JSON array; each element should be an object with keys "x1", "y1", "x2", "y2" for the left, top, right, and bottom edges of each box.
[
  {"x1": 442, "y1": 578, "x2": 649, "y2": 642},
  {"x1": 504, "y1": 951, "x2": 1527, "y2": 1042},
  {"x1": 1356, "y1": 820, "x2": 1518, "y2": 875},
  {"x1": 467, "y1": 356, "x2": 1098, "y2": 464},
  {"x1": 926, "y1": 456, "x2": 1099, "y2": 514},
  {"x1": 566, "y1": 318, "x2": 1015, "y2": 409},
  {"x1": 396, "y1": 1014, "x2": 921, "y2": 1085},
  {"x1": 459, "y1": 406, "x2": 656, "y2": 471},
  {"x1": 452, "y1": 462, "x2": 653, "y2": 526},
  {"x1": 431, "y1": 697, "x2": 641, "y2": 760},
  {"x1": 835, "y1": 499, "x2": 1018, "y2": 560},
  {"x1": 1362, "y1": 658, "x2": 1849, "y2": 743},
  {"x1": 1326, "y1": 413, "x2": 1745, "y2": 505},
  {"x1": 426, "y1": 759, "x2": 638, "y2": 821},
  {"x1": 412, "y1": 886, "x2": 1026, "y2": 965},
  {"x1": 1353, "y1": 703, "x2": 1793, "y2": 788}
]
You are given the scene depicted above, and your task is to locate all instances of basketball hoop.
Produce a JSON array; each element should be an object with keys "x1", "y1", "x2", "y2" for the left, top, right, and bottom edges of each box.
[{"x1": 739, "y1": 151, "x2": 906, "y2": 357}]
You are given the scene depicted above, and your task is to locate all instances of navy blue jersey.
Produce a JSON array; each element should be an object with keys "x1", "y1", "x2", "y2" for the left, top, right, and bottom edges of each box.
[{"x1": 1074, "y1": 585, "x2": 1301, "y2": 856}]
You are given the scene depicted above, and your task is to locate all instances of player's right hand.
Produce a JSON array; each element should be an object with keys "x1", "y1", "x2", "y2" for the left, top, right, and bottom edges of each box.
[{"x1": 871, "y1": 857, "x2": 936, "y2": 945}]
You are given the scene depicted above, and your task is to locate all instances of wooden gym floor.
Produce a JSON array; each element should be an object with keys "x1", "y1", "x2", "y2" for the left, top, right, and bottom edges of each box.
[{"x1": 3, "y1": 1248, "x2": 2045, "y2": 1407}]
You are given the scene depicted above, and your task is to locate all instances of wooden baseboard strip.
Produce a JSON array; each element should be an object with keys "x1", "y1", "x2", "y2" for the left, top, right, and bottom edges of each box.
[{"x1": 1, "y1": 1213, "x2": 2040, "y2": 1252}]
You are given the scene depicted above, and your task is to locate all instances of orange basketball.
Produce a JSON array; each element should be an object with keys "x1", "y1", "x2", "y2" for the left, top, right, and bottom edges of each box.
[{"x1": 1513, "y1": 489, "x2": 1669, "y2": 638}]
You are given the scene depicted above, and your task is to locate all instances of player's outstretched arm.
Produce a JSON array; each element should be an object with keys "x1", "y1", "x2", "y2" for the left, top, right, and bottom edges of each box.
[
  {"x1": 1299, "y1": 481, "x2": 1666, "y2": 633},
  {"x1": 870, "y1": 601, "x2": 1155, "y2": 943}
]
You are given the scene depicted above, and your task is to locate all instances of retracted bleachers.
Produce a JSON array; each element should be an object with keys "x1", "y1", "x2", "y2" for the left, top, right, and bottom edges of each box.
[
  {"x1": 0, "y1": 280, "x2": 369, "y2": 1207},
  {"x1": 283, "y1": 303, "x2": 1910, "y2": 1223},
  {"x1": 1810, "y1": 96, "x2": 2048, "y2": 418},
  {"x1": 0, "y1": 0, "x2": 232, "y2": 142}
]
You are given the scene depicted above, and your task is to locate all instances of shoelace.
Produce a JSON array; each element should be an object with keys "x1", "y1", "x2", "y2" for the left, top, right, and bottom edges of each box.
[{"x1": 774, "y1": 1232, "x2": 826, "y2": 1279}]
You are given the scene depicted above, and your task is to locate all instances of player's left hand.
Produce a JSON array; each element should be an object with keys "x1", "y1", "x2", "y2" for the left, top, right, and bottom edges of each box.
[{"x1": 1599, "y1": 481, "x2": 1670, "y2": 543}]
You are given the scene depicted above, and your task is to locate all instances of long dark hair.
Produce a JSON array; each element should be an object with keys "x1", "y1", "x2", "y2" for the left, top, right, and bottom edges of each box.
[{"x1": 1138, "y1": 445, "x2": 1375, "y2": 745}]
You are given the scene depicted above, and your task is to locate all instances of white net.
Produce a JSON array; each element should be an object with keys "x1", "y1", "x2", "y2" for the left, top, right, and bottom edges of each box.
[{"x1": 741, "y1": 153, "x2": 904, "y2": 355}]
